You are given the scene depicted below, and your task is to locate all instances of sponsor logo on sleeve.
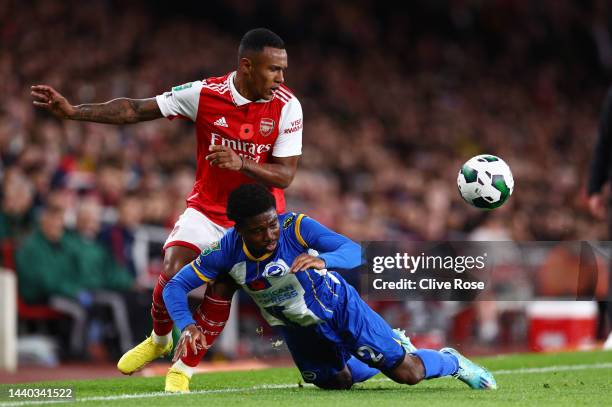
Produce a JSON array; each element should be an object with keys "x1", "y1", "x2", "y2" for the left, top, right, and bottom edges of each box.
[
  {"x1": 200, "y1": 241, "x2": 221, "y2": 257},
  {"x1": 283, "y1": 119, "x2": 302, "y2": 135},
  {"x1": 172, "y1": 82, "x2": 193, "y2": 92},
  {"x1": 282, "y1": 214, "x2": 295, "y2": 229}
]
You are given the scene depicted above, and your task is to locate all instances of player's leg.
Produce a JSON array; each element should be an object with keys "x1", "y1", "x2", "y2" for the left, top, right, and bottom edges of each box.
[
  {"x1": 165, "y1": 275, "x2": 239, "y2": 392},
  {"x1": 118, "y1": 208, "x2": 230, "y2": 375},
  {"x1": 281, "y1": 325, "x2": 379, "y2": 390},
  {"x1": 337, "y1": 280, "x2": 497, "y2": 389},
  {"x1": 117, "y1": 245, "x2": 197, "y2": 374}
]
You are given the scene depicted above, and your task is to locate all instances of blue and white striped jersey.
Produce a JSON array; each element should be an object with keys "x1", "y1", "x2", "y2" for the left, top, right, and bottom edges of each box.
[{"x1": 164, "y1": 213, "x2": 363, "y2": 331}]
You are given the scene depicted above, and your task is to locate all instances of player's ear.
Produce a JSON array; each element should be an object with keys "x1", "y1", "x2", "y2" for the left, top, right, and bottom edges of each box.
[{"x1": 239, "y1": 57, "x2": 253, "y2": 75}]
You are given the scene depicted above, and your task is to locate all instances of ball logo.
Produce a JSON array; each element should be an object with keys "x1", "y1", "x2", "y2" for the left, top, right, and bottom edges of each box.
[
  {"x1": 262, "y1": 259, "x2": 289, "y2": 277},
  {"x1": 259, "y1": 118, "x2": 275, "y2": 137}
]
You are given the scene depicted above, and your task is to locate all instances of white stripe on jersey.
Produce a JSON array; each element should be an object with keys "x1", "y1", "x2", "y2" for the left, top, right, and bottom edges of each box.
[
  {"x1": 279, "y1": 87, "x2": 295, "y2": 100},
  {"x1": 203, "y1": 83, "x2": 229, "y2": 94},
  {"x1": 279, "y1": 85, "x2": 294, "y2": 98},
  {"x1": 275, "y1": 89, "x2": 292, "y2": 103}
]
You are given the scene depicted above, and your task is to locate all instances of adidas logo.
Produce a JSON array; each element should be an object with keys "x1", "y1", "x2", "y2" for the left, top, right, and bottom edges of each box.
[{"x1": 214, "y1": 117, "x2": 228, "y2": 127}]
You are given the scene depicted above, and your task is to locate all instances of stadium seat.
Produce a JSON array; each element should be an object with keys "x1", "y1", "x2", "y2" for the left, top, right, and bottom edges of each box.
[{"x1": 1, "y1": 239, "x2": 65, "y2": 320}]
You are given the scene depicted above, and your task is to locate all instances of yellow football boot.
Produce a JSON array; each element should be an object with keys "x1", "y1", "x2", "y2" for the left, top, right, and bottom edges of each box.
[
  {"x1": 165, "y1": 368, "x2": 191, "y2": 393},
  {"x1": 117, "y1": 334, "x2": 173, "y2": 375}
]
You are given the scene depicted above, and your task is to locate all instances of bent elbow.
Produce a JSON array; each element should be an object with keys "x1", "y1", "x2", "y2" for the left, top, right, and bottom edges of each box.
[{"x1": 276, "y1": 180, "x2": 292, "y2": 189}]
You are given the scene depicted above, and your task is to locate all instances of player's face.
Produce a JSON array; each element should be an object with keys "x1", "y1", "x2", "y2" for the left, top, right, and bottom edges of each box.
[
  {"x1": 247, "y1": 47, "x2": 287, "y2": 100},
  {"x1": 239, "y1": 208, "x2": 280, "y2": 256}
]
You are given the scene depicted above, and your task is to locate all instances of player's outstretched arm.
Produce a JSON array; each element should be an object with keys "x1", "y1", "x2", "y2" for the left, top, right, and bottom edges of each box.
[{"x1": 31, "y1": 84, "x2": 163, "y2": 124}]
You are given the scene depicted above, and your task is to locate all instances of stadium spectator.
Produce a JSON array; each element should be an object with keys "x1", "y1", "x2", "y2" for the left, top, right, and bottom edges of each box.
[
  {"x1": 16, "y1": 202, "x2": 86, "y2": 357},
  {"x1": 98, "y1": 193, "x2": 143, "y2": 279},
  {"x1": 0, "y1": 168, "x2": 36, "y2": 268},
  {"x1": 65, "y1": 198, "x2": 135, "y2": 355}
]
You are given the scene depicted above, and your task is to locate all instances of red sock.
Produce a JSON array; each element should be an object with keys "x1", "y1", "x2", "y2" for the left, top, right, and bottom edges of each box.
[
  {"x1": 151, "y1": 274, "x2": 174, "y2": 336},
  {"x1": 180, "y1": 293, "x2": 232, "y2": 367}
]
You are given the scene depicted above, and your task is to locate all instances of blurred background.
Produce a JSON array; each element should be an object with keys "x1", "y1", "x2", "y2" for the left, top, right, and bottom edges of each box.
[{"x1": 0, "y1": 0, "x2": 611, "y2": 377}]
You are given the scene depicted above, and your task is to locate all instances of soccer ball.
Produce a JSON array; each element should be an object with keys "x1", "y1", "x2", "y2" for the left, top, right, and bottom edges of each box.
[{"x1": 457, "y1": 154, "x2": 514, "y2": 209}]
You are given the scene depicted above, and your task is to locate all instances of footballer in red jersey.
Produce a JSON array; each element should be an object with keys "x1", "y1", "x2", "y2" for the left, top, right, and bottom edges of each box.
[{"x1": 31, "y1": 28, "x2": 302, "y2": 382}]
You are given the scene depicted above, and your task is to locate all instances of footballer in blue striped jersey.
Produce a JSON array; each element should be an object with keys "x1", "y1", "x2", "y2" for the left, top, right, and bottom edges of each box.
[{"x1": 163, "y1": 184, "x2": 497, "y2": 393}]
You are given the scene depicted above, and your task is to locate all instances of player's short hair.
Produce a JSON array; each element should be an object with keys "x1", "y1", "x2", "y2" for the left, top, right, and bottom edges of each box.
[
  {"x1": 238, "y1": 28, "x2": 285, "y2": 58},
  {"x1": 227, "y1": 184, "x2": 276, "y2": 226}
]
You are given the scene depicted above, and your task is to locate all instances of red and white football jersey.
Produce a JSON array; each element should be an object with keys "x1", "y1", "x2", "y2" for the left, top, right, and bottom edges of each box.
[{"x1": 156, "y1": 71, "x2": 303, "y2": 228}]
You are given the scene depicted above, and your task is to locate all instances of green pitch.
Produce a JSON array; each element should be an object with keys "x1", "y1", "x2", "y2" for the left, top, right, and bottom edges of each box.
[{"x1": 1, "y1": 351, "x2": 611, "y2": 406}]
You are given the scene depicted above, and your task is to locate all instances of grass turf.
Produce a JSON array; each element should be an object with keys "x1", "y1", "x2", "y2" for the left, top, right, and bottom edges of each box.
[{"x1": 1, "y1": 350, "x2": 611, "y2": 406}]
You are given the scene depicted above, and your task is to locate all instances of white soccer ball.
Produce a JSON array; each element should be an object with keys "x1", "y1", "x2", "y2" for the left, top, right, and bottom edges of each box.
[{"x1": 457, "y1": 154, "x2": 514, "y2": 209}]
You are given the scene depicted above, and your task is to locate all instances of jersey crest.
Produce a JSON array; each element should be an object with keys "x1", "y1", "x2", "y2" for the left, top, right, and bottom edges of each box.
[
  {"x1": 262, "y1": 259, "x2": 290, "y2": 278},
  {"x1": 260, "y1": 118, "x2": 275, "y2": 137}
]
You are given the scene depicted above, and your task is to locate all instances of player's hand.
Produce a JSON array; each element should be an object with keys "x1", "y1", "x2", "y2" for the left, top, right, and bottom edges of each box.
[
  {"x1": 290, "y1": 254, "x2": 326, "y2": 273},
  {"x1": 205, "y1": 145, "x2": 243, "y2": 171},
  {"x1": 588, "y1": 194, "x2": 607, "y2": 220},
  {"x1": 30, "y1": 85, "x2": 76, "y2": 119},
  {"x1": 172, "y1": 324, "x2": 207, "y2": 362}
]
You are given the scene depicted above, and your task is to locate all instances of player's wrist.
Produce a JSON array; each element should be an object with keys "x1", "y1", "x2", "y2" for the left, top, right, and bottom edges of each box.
[
  {"x1": 67, "y1": 104, "x2": 83, "y2": 120},
  {"x1": 181, "y1": 322, "x2": 197, "y2": 332},
  {"x1": 239, "y1": 155, "x2": 245, "y2": 171}
]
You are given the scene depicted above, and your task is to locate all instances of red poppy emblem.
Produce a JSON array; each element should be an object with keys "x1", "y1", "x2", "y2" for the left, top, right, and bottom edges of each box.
[{"x1": 239, "y1": 123, "x2": 254, "y2": 140}]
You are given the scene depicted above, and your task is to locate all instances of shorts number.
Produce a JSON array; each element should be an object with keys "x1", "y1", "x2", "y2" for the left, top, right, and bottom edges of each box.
[{"x1": 357, "y1": 345, "x2": 383, "y2": 363}]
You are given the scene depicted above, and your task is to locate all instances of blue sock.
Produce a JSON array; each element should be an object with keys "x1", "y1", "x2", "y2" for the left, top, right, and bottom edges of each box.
[
  {"x1": 414, "y1": 349, "x2": 459, "y2": 379},
  {"x1": 347, "y1": 356, "x2": 380, "y2": 383}
]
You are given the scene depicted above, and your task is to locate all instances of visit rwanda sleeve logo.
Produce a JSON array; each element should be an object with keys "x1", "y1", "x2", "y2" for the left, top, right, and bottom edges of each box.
[{"x1": 200, "y1": 241, "x2": 221, "y2": 257}]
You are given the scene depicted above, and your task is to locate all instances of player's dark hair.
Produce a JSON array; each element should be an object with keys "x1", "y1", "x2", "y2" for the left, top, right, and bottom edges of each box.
[
  {"x1": 227, "y1": 184, "x2": 276, "y2": 226},
  {"x1": 238, "y1": 28, "x2": 285, "y2": 57}
]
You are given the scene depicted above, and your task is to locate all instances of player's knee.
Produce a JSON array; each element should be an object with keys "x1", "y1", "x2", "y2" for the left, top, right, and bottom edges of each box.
[
  {"x1": 162, "y1": 246, "x2": 199, "y2": 278},
  {"x1": 394, "y1": 355, "x2": 425, "y2": 386},
  {"x1": 387, "y1": 354, "x2": 424, "y2": 386},
  {"x1": 313, "y1": 369, "x2": 353, "y2": 390},
  {"x1": 161, "y1": 257, "x2": 183, "y2": 278}
]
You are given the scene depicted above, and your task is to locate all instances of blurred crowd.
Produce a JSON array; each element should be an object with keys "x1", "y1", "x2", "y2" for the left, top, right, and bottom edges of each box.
[{"x1": 1, "y1": 0, "x2": 611, "y2": 359}]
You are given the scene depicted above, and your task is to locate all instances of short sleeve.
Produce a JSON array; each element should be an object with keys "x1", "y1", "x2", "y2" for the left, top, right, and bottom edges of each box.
[
  {"x1": 191, "y1": 240, "x2": 225, "y2": 282},
  {"x1": 273, "y1": 97, "x2": 303, "y2": 157},
  {"x1": 155, "y1": 81, "x2": 204, "y2": 122}
]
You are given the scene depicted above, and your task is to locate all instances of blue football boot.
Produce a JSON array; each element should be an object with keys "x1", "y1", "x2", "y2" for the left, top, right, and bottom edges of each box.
[
  {"x1": 440, "y1": 347, "x2": 497, "y2": 390},
  {"x1": 393, "y1": 328, "x2": 417, "y2": 353}
]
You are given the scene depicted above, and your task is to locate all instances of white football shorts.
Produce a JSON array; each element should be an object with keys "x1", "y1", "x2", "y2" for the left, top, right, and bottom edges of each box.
[{"x1": 163, "y1": 207, "x2": 228, "y2": 253}]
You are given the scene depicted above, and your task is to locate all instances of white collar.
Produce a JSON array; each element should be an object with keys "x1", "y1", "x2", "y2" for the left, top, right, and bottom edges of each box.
[{"x1": 228, "y1": 71, "x2": 270, "y2": 106}]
